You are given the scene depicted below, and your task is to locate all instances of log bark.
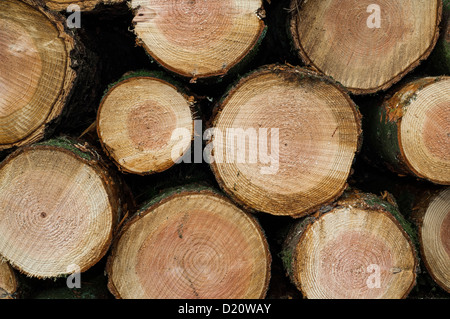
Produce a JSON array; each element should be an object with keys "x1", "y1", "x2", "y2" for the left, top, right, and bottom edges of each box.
[
  {"x1": 288, "y1": 0, "x2": 442, "y2": 94},
  {"x1": 365, "y1": 76, "x2": 450, "y2": 185},
  {"x1": 106, "y1": 185, "x2": 271, "y2": 299},
  {"x1": 411, "y1": 187, "x2": 450, "y2": 293},
  {"x1": 209, "y1": 64, "x2": 362, "y2": 218},
  {"x1": 129, "y1": 0, "x2": 267, "y2": 80},
  {"x1": 0, "y1": 136, "x2": 126, "y2": 278},
  {"x1": 96, "y1": 71, "x2": 197, "y2": 175},
  {"x1": 281, "y1": 191, "x2": 418, "y2": 299},
  {"x1": 429, "y1": 0, "x2": 450, "y2": 74},
  {"x1": 0, "y1": 261, "x2": 18, "y2": 299},
  {"x1": 42, "y1": 0, "x2": 125, "y2": 11}
]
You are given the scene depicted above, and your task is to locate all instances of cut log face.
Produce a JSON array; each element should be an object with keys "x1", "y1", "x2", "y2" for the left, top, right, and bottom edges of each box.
[
  {"x1": 97, "y1": 76, "x2": 194, "y2": 175},
  {"x1": 130, "y1": 0, "x2": 266, "y2": 78},
  {"x1": 0, "y1": 261, "x2": 18, "y2": 299},
  {"x1": 399, "y1": 78, "x2": 450, "y2": 185},
  {"x1": 107, "y1": 189, "x2": 271, "y2": 299},
  {"x1": 0, "y1": 0, "x2": 76, "y2": 150},
  {"x1": 419, "y1": 187, "x2": 450, "y2": 292},
  {"x1": 369, "y1": 77, "x2": 450, "y2": 185},
  {"x1": 289, "y1": 0, "x2": 442, "y2": 94},
  {"x1": 0, "y1": 140, "x2": 121, "y2": 278},
  {"x1": 210, "y1": 65, "x2": 362, "y2": 218},
  {"x1": 283, "y1": 193, "x2": 417, "y2": 299}
]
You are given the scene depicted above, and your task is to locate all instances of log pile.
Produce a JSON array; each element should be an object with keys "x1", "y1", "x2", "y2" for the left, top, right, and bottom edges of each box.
[{"x1": 0, "y1": 0, "x2": 448, "y2": 300}]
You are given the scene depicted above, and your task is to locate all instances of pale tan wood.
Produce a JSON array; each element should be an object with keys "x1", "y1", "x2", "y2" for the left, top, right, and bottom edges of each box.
[
  {"x1": 210, "y1": 65, "x2": 362, "y2": 218},
  {"x1": 0, "y1": 261, "x2": 18, "y2": 299},
  {"x1": 367, "y1": 76, "x2": 450, "y2": 185},
  {"x1": 290, "y1": 0, "x2": 442, "y2": 94},
  {"x1": 130, "y1": 0, "x2": 266, "y2": 78},
  {"x1": 0, "y1": 0, "x2": 77, "y2": 150},
  {"x1": 107, "y1": 188, "x2": 271, "y2": 299},
  {"x1": 283, "y1": 192, "x2": 418, "y2": 299},
  {"x1": 399, "y1": 78, "x2": 450, "y2": 185},
  {"x1": 97, "y1": 76, "x2": 194, "y2": 175},
  {"x1": 413, "y1": 187, "x2": 450, "y2": 292},
  {"x1": 0, "y1": 140, "x2": 122, "y2": 278}
]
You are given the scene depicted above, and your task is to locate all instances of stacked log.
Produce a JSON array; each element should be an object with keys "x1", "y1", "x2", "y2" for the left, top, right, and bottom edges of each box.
[
  {"x1": 96, "y1": 71, "x2": 196, "y2": 175},
  {"x1": 0, "y1": 137, "x2": 125, "y2": 278},
  {"x1": 130, "y1": 0, "x2": 267, "y2": 80},
  {"x1": 364, "y1": 76, "x2": 450, "y2": 185},
  {"x1": 281, "y1": 191, "x2": 418, "y2": 299},
  {"x1": 106, "y1": 186, "x2": 271, "y2": 299},
  {"x1": 0, "y1": 0, "x2": 448, "y2": 301},
  {"x1": 411, "y1": 187, "x2": 450, "y2": 293},
  {"x1": 209, "y1": 64, "x2": 362, "y2": 218},
  {"x1": 288, "y1": 0, "x2": 442, "y2": 94}
]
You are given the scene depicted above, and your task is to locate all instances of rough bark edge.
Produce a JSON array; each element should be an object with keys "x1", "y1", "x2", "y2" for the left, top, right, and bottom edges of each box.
[
  {"x1": 0, "y1": 261, "x2": 19, "y2": 299},
  {"x1": 288, "y1": 0, "x2": 443, "y2": 95},
  {"x1": 208, "y1": 64, "x2": 363, "y2": 218},
  {"x1": 40, "y1": 0, "x2": 125, "y2": 11},
  {"x1": 96, "y1": 71, "x2": 199, "y2": 176},
  {"x1": 129, "y1": 0, "x2": 268, "y2": 80},
  {"x1": 106, "y1": 184, "x2": 272, "y2": 299},
  {"x1": 0, "y1": 0, "x2": 78, "y2": 151},
  {"x1": 429, "y1": 0, "x2": 450, "y2": 74},
  {"x1": 395, "y1": 77, "x2": 450, "y2": 185},
  {"x1": 410, "y1": 187, "x2": 450, "y2": 293},
  {"x1": 370, "y1": 76, "x2": 450, "y2": 185},
  {"x1": 281, "y1": 190, "x2": 419, "y2": 299},
  {"x1": 0, "y1": 136, "x2": 127, "y2": 279}
]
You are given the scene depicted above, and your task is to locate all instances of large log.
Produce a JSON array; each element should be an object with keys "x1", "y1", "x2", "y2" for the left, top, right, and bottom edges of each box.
[
  {"x1": 129, "y1": 0, "x2": 267, "y2": 80},
  {"x1": 0, "y1": 137, "x2": 126, "y2": 278},
  {"x1": 281, "y1": 191, "x2": 418, "y2": 299},
  {"x1": 411, "y1": 187, "x2": 450, "y2": 293},
  {"x1": 429, "y1": 0, "x2": 450, "y2": 74},
  {"x1": 288, "y1": 0, "x2": 442, "y2": 94},
  {"x1": 209, "y1": 64, "x2": 362, "y2": 218},
  {"x1": 364, "y1": 76, "x2": 450, "y2": 185},
  {"x1": 0, "y1": 0, "x2": 97, "y2": 151},
  {"x1": 106, "y1": 185, "x2": 271, "y2": 299}
]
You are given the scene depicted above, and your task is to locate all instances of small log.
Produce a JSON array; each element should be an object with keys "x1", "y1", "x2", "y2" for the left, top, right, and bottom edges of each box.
[
  {"x1": 288, "y1": 0, "x2": 442, "y2": 94},
  {"x1": 96, "y1": 71, "x2": 196, "y2": 175},
  {"x1": 0, "y1": 0, "x2": 101, "y2": 151},
  {"x1": 365, "y1": 76, "x2": 450, "y2": 185},
  {"x1": 281, "y1": 191, "x2": 418, "y2": 299},
  {"x1": 411, "y1": 187, "x2": 450, "y2": 293}
]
